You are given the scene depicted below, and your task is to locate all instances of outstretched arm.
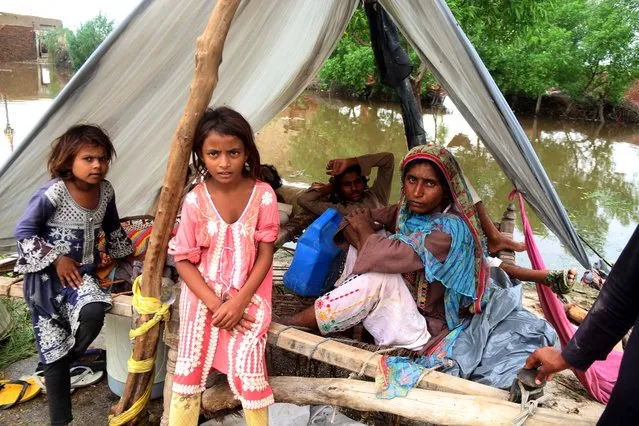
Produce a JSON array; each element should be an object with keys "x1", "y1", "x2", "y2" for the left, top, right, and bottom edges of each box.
[{"x1": 525, "y1": 225, "x2": 639, "y2": 383}]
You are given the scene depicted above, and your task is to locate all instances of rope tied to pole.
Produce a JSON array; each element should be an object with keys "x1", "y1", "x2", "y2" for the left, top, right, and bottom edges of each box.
[{"x1": 108, "y1": 275, "x2": 171, "y2": 426}]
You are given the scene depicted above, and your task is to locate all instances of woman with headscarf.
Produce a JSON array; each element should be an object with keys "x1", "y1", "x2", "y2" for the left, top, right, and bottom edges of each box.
[{"x1": 284, "y1": 145, "x2": 556, "y2": 387}]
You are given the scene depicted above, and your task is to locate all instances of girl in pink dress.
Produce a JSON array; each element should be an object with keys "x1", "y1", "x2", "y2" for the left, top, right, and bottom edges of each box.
[{"x1": 167, "y1": 107, "x2": 279, "y2": 426}]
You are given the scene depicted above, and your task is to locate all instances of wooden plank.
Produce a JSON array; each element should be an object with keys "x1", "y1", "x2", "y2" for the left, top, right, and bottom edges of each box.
[
  {"x1": 8, "y1": 281, "x2": 23, "y2": 298},
  {"x1": 0, "y1": 255, "x2": 17, "y2": 274},
  {"x1": 110, "y1": 295, "x2": 133, "y2": 317},
  {"x1": 0, "y1": 276, "x2": 23, "y2": 297},
  {"x1": 202, "y1": 376, "x2": 597, "y2": 426},
  {"x1": 267, "y1": 322, "x2": 509, "y2": 400}
]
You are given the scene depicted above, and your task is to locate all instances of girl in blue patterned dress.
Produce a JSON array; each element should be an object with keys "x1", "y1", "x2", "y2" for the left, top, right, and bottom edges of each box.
[{"x1": 14, "y1": 125, "x2": 132, "y2": 426}]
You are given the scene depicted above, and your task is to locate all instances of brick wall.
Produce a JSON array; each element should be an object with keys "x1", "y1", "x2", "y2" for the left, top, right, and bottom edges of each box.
[{"x1": 0, "y1": 25, "x2": 36, "y2": 63}]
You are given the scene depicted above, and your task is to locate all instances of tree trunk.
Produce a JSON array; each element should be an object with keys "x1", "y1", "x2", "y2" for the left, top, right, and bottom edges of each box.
[
  {"x1": 201, "y1": 377, "x2": 598, "y2": 426},
  {"x1": 564, "y1": 101, "x2": 574, "y2": 117},
  {"x1": 534, "y1": 93, "x2": 543, "y2": 116},
  {"x1": 598, "y1": 101, "x2": 605, "y2": 123},
  {"x1": 110, "y1": 1, "x2": 241, "y2": 423}
]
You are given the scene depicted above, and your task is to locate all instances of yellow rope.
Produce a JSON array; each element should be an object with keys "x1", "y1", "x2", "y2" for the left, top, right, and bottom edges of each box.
[
  {"x1": 108, "y1": 368, "x2": 155, "y2": 426},
  {"x1": 128, "y1": 356, "x2": 155, "y2": 373},
  {"x1": 129, "y1": 275, "x2": 170, "y2": 339},
  {"x1": 108, "y1": 275, "x2": 172, "y2": 426}
]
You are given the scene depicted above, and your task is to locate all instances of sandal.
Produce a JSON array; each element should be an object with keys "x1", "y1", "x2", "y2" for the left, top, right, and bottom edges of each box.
[
  {"x1": 70, "y1": 366, "x2": 104, "y2": 389},
  {"x1": 31, "y1": 371, "x2": 79, "y2": 394},
  {"x1": 545, "y1": 270, "x2": 575, "y2": 295},
  {"x1": 0, "y1": 378, "x2": 41, "y2": 409}
]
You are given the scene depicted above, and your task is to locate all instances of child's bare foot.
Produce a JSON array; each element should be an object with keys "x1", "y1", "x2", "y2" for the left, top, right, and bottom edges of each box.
[
  {"x1": 545, "y1": 268, "x2": 578, "y2": 295},
  {"x1": 487, "y1": 233, "x2": 526, "y2": 256}
]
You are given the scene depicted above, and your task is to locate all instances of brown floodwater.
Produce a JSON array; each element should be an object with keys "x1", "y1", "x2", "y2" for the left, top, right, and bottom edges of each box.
[{"x1": 1, "y1": 63, "x2": 637, "y2": 269}]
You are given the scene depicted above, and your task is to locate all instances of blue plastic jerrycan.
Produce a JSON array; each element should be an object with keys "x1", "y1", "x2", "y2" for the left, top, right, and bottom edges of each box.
[{"x1": 283, "y1": 208, "x2": 343, "y2": 297}]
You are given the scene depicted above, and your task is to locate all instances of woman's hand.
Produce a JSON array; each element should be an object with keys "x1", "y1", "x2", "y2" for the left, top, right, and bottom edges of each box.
[
  {"x1": 55, "y1": 256, "x2": 83, "y2": 289},
  {"x1": 211, "y1": 295, "x2": 253, "y2": 331},
  {"x1": 347, "y1": 208, "x2": 375, "y2": 234}
]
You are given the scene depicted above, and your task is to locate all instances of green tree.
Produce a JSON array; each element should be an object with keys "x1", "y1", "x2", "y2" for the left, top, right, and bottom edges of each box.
[
  {"x1": 318, "y1": 9, "x2": 376, "y2": 96},
  {"x1": 558, "y1": 0, "x2": 639, "y2": 118},
  {"x1": 67, "y1": 13, "x2": 114, "y2": 71},
  {"x1": 42, "y1": 27, "x2": 73, "y2": 69}
]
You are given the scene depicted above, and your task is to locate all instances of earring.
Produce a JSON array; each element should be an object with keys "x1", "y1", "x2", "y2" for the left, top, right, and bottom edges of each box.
[{"x1": 244, "y1": 161, "x2": 251, "y2": 172}]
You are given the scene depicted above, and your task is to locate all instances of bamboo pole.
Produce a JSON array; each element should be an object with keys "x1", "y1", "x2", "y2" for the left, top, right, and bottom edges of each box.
[
  {"x1": 111, "y1": 0, "x2": 241, "y2": 422},
  {"x1": 201, "y1": 376, "x2": 598, "y2": 425},
  {"x1": 267, "y1": 322, "x2": 509, "y2": 400}
]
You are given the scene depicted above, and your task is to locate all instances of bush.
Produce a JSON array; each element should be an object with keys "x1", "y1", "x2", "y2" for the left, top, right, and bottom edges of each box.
[{"x1": 67, "y1": 13, "x2": 114, "y2": 71}]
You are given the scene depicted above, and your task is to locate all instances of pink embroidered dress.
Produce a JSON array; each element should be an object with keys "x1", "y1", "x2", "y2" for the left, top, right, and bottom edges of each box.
[{"x1": 168, "y1": 181, "x2": 278, "y2": 409}]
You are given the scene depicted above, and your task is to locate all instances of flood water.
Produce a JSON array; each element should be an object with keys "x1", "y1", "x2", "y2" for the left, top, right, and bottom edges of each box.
[{"x1": 1, "y1": 62, "x2": 637, "y2": 269}]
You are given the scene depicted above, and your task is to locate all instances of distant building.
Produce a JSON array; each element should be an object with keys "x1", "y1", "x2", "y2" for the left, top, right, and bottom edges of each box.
[{"x1": 0, "y1": 12, "x2": 62, "y2": 63}]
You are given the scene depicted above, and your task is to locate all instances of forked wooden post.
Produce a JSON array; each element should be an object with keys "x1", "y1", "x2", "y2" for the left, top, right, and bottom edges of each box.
[{"x1": 111, "y1": 0, "x2": 241, "y2": 422}]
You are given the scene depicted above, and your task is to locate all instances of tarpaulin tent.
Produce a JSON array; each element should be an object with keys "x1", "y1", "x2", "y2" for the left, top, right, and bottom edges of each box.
[{"x1": 0, "y1": 0, "x2": 590, "y2": 269}]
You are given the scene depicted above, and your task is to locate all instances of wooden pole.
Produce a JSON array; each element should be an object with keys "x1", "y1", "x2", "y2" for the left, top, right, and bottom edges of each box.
[
  {"x1": 201, "y1": 376, "x2": 598, "y2": 425},
  {"x1": 111, "y1": 0, "x2": 241, "y2": 422},
  {"x1": 267, "y1": 322, "x2": 509, "y2": 400}
]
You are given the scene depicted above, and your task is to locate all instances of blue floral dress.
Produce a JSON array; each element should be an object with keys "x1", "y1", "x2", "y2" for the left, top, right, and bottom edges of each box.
[{"x1": 14, "y1": 179, "x2": 133, "y2": 364}]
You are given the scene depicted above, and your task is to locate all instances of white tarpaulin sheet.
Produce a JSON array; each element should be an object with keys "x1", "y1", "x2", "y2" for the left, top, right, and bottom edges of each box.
[{"x1": 0, "y1": 0, "x2": 589, "y2": 266}]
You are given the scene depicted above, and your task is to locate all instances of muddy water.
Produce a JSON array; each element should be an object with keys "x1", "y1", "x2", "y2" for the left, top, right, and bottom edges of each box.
[{"x1": 1, "y1": 63, "x2": 637, "y2": 269}]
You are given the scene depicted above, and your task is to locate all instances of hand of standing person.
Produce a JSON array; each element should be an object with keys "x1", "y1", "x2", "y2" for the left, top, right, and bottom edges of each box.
[
  {"x1": 54, "y1": 256, "x2": 83, "y2": 289},
  {"x1": 524, "y1": 346, "x2": 571, "y2": 384}
]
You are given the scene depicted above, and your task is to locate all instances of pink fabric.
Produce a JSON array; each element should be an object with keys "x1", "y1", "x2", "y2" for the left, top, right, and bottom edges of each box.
[
  {"x1": 168, "y1": 181, "x2": 279, "y2": 409},
  {"x1": 510, "y1": 190, "x2": 621, "y2": 404}
]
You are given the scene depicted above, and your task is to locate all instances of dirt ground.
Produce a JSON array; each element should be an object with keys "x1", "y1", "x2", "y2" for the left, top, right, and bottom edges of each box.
[{"x1": 0, "y1": 332, "x2": 164, "y2": 426}]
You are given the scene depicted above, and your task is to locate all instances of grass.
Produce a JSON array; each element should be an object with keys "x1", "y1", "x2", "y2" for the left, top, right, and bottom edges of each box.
[{"x1": 0, "y1": 297, "x2": 37, "y2": 372}]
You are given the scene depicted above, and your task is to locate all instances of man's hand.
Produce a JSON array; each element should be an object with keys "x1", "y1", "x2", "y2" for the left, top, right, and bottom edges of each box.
[
  {"x1": 326, "y1": 158, "x2": 356, "y2": 176},
  {"x1": 55, "y1": 256, "x2": 83, "y2": 289},
  {"x1": 310, "y1": 182, "x2": 334, "y2": 195},
  {"x1": 524, "y1": 346, "x2": 571, "y2": 384}
]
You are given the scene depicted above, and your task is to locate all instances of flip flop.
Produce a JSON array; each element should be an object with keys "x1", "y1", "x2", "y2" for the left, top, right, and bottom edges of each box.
[
  {"x1": 31, "y1": 371, "x2": 77, "y2": 394},
  {"x1": 70, "y1": 366, "x2": 104, "y2": 389},
  {"x1": 0, "y1": 378, "x2": 41, "y2": 410}
]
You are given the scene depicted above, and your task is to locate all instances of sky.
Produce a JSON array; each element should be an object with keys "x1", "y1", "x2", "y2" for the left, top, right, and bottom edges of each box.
[{"x1": 0, "y1": 0, "x2": 141, "y2": 30}]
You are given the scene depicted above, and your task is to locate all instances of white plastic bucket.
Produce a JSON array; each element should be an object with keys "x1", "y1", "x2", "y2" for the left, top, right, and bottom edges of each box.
[{"x1": 105, "y1": 313, "x2": 168, "y2": 399}]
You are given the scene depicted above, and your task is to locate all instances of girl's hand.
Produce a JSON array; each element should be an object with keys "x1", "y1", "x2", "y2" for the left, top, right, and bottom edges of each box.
[
  {"x1": 233, "y1": 312, "x2": 257, "y2": 334},
  {"x1": 205, "y1": 295, "x2": 223, "y2": 313},
  {"x1": 55, "y1": 256, "x2": 83, "y2": 289},
  {"x1": 211, "y1": 296, "x2": 251, "y2": 330}
]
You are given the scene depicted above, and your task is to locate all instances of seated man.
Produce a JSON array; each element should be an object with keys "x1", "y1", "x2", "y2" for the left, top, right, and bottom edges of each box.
[{"x1": 297, "y1": 152, "x2": 395, "y2": 217}]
